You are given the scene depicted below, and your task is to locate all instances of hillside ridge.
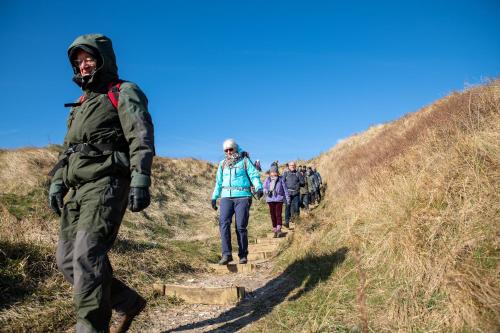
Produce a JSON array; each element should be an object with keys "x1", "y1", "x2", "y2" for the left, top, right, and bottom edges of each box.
[{"x1": 1, "y1": 80, "x2": 499, "y2": 332}]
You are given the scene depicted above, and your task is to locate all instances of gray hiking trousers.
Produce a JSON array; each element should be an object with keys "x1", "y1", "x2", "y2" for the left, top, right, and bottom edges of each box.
[{"x1": 55, "y1": 176, "x2": 140, "y2": 333}]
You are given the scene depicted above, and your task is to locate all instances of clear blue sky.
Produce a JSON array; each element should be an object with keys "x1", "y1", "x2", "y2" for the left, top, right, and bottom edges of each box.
[{"x1": 1, "y1": 0, "x2": 499, "y2": 168}]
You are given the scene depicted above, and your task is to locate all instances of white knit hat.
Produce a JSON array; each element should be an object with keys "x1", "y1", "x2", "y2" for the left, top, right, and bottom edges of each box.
[{"x1": 222, "y1": 138, "x2": 238, "y2": 151}]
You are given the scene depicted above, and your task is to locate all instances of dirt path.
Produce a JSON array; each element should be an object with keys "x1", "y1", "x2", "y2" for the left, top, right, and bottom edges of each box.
[{"x1": 132, "y1": 232, "x2": 294, "y2": 333}]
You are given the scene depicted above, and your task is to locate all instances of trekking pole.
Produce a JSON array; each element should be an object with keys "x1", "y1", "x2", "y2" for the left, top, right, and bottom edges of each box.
[{"x1": 249, "y1": 187, "x2": 258, "y2": 200}]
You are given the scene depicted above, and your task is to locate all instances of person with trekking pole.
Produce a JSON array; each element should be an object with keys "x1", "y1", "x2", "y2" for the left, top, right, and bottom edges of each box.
[
  {"x1": 48, "y1": 34, "x2": 154, "y2": 333},
  {"x1": 211, "y1": 139, "x2": 263, "y2": 265}
]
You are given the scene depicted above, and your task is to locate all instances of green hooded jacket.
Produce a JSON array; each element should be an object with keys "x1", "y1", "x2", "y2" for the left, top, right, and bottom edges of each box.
[{"x1": 50, "y1": 34, "x2": 155, "y2": 191}]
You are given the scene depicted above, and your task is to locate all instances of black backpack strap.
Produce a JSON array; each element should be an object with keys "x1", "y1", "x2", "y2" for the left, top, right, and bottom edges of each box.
[
  {"x1": 47, "y1": 142, "x2": 119, "y2": 176},
  {"x1": 243, "y1": 157, "x2": 258, "y2": 199},
  {"x1": 243, "y1": 157, "x2": 252, "y2": 185}
]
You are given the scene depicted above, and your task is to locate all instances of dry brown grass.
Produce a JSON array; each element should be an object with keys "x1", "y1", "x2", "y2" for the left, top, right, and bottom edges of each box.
[
  {"x1": 249, "y1": 80, "x2": 499, "y2": 332},
  {"x1": 0, "y1": 147, "x2": 58, "y2": 195},
  {"x1": 0, "y1": 149, "x2": 220, "y2": 332},
  {"x1": 1, "y1": 80, "x2": 499, "y2": 332}
]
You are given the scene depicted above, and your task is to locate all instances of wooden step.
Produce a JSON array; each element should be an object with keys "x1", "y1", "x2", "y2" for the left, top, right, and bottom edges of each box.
[
  {"x1": 248, "y1": 243, "x2": 279, "y2": 252},
  {"x1": 232, "y1": 251, "x2": 277, "y2": 261},
  {"x1": 153, "y1": 284, "x2": 246, "y2": 305},
  {"x1": 254, "y1": 237, "x2": 287, "y2": 244},
  {"x1": 265, "y1": 230, "x2": 294, "y2": 238},
  {"x1": 208, "y1": 262, "x2": 257, "y2": 273}
]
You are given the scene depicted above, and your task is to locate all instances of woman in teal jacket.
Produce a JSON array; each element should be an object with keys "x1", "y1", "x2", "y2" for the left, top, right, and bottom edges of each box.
[{"x1": 211, "y1": 139, "x2": 263, "y2": 265}]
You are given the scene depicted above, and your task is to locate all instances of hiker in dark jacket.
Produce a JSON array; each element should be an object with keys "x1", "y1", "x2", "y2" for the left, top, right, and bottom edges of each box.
[
  {"x1": 211, "y1": 139, "x2": 263, "y2": 265},
  {"x1": 307, "y1": 167, "x2": 317, "y2": 205},
  {"x1": 282, "y1": 161, "x2": 303, "y2": 227},
  {"x1": 263, "y1": 165, "x2": 290, "y2": 238},
  {"x1": 48, "y1": 34, "x2": 154, "y2": 333},
  {"x1": 299, "y1": 166, "x2": 309, "y2": 210},
  {"x1": 313, "y1": 167, "x2": 322, "y2": 202}
]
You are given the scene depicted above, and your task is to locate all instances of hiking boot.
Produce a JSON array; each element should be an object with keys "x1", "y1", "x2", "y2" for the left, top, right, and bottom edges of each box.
[
  {"x1": 283, "y1": 222, "x2": 290, "y2": 228},
  {"x1": 239, "y1": 257, "x2": 248, "y2": 264},
  {"x1": 219, "y1": 255, "x2": 233, "y2": 265},
  {"x1": 273, "y1": 232, "x2": 278, "y2": 238},
  {"x1": 110, "y1": 295, "x2": 146, "y2": 333}
]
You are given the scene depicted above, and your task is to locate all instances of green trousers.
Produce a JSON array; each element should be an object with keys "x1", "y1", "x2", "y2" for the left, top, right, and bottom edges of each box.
[{"x1": 56, "y1": 176, "x2": 139, "y2": 333}]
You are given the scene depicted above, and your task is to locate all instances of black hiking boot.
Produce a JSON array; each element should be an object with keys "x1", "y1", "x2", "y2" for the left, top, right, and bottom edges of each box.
[
  {"x1": 239, "y1": 257, "x2": 248, "y2": 264},
  {"x1": 219, "y1": 255, "x2": 233, "y2": 265},
  {"x1": 110, "y1": 295, "x2": 147, "y2": 333},
  {"x1": 283, "y1": 222, "x2": 290, "y2": 229}
]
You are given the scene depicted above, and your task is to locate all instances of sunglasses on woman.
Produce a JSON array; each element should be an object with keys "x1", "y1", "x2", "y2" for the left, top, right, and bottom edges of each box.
[{"x1": 224, "y1": 148, "x2": 234, "y2": 152}]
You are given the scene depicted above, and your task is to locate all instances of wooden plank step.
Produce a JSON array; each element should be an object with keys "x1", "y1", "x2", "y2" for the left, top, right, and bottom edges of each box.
[
  {"x1": 154, "y1": 284, "x2": 246, "y2": 305},
  {"x1": 208, "y1": 262, "x2": 257, "y2": 274},
  {"x1": 254, "y1": 237, "x2": 287, "y2": 244},
  {"x1": 248, "y1": 243, "x2": 279, "y2": 252},
  {"x1": 232, "y1": 251, "x2": 277, "y2": 261},
  {"x1": 265, "y1": 230, "x2": 294, "y2": 238}
]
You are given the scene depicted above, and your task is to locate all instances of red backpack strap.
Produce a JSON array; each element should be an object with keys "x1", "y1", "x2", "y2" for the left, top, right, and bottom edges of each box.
[{"x1": 107, "y1": 80, "x2": 124, "y2": 109}]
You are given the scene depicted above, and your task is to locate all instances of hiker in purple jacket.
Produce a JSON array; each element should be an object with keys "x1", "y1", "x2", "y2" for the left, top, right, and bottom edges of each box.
[{"x1": 263, "y1": 165, "x2": 291, "y2": 238}]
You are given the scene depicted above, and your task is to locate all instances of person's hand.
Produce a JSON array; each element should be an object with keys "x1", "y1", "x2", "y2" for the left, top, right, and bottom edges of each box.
[
  {"x1": 49, "y1": 182, "x2": 68, "y2": 216},
  {"x1": 255, "y1": 189, "x2": 263, "y2": 199},
  {"x1": 286, "y1": 201, "x2": 291, "y2": 206},
  {"x1": 128, "y1": 187, "x2": 151, "y2": 212},
  {"x1": 211, "y1": 199, "x2": 218, "y2": 211},
  {"x1": 49, "y1": 190, "x2": 65, "y2": 216}
]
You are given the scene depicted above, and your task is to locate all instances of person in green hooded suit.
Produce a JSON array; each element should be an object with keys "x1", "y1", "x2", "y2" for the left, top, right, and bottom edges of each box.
[{"x1": 48, "y1": 34, "x2": 155, "y2": 333}]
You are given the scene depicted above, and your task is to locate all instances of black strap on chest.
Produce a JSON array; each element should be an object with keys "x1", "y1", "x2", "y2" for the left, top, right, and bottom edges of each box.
[
  {"x1": 64, "y1": 102, "x2": 82, "y2": 107},
  {"x1": 47, "y1": 142, "x2": 125, "y2": 176}
]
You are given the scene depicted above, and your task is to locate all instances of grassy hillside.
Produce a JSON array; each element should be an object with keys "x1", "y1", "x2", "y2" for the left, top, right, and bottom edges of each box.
[
  {"x1": 0, "y1": 149, "x2": 222, "y2": 332},
  {"x1": 1, "y1": 80, "x2": 498, "y2": 333},
  {"x1": 248, "y1": 81, "x2": 499, "y2": 332},
  {"x1": 0, "y1": 146, "x2": 275, "y2": 332}
]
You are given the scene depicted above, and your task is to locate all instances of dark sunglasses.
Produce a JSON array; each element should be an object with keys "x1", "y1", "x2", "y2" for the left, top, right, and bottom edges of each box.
[{"x1": 224, "y1": 148, "x2": 234, "y2": 152}]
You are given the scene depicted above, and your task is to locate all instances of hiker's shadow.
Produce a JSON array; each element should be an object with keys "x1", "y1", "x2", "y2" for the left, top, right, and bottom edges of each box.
[{"x1": 163, "y1": 246, "x2": 348, "y2": 333}]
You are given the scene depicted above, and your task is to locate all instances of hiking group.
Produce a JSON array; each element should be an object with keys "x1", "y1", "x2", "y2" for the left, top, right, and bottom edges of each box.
[
  {"x1": 210, "y1": 138, "x2": 323, "y2": 265},
  {"x1": 47, "y1": 34, "x2": 323, "y2": 333}
]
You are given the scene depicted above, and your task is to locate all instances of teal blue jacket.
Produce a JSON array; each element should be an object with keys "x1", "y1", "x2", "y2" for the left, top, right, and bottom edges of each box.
[{"x1": 212, "y1": 156, "x2": 263, "y2": 199}]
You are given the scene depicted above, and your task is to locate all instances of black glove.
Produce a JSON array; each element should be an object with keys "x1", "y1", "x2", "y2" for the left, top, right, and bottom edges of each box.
[
  {"x1": 49, "y1": 182, "x2": 67, "y2": 216},
  {"x1": 128, "y1": 187, "x2": 151, "y2": 212},
  {"x1": 211, "y1": 199, "x2": 218, "y2": 211},
  {"x1": 255, "y1": 189, "x2": 263, "y2": 199},
  {"x1": 49, "y1": 191, "x2": 65, "y2": 216}
]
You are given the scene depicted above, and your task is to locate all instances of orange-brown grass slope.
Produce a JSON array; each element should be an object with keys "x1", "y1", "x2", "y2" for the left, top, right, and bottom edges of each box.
[
  {"x1": 0, "y1": 148, "x2": 218, "y2": 332},
  {"x1": 248, "y1": 81, "x2": 499, "y2": 332}
]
